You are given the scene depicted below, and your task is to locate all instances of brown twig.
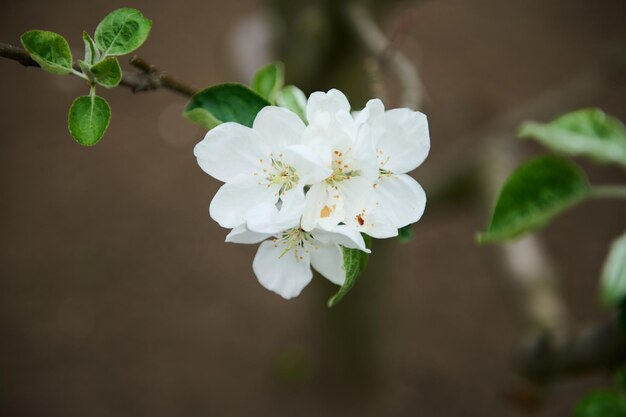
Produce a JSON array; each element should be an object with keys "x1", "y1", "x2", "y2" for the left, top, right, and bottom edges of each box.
[
  {"x1": 344, "y1": 3, "x2": 423, "y2": 110},
  {"x1": 0, "y1": 42, "x2": 197, "y2": 97},
  {"x1": 515, "y1": 314, "x2": 626, "y2": 384}
]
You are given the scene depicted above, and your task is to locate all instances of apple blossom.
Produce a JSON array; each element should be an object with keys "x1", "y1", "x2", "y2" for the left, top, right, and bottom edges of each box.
[
  {"x1": 226, "y1": 224, "x2": 370, "y2": 299},
  {"x1": 193, "y1": 106, "x2": 330, "y2": 233}
]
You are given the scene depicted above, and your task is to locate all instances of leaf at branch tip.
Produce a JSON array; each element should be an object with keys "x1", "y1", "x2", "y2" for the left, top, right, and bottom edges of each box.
[
  {"x1": 518, "y1": 108, "x2": 626, "y2": 168},
  {"x1": 276, "y1": 85, "x2": 308, "y2": 123},
  {"x1": 82, "y1": 31, "x2": 100, "y2": 65},
  {"x1": 251, "y1": 62, "x2": 284, "y2": 102},
  {"x1": 600, "y1": 230, "x2": 626, "y2": 307},
  {"x1": 68, "y1": 95, "x2": 111, "y2": 146},
  {"x1": 574, "y1": 390, "x2": 626, "y2": 417},
  {"x1": 20, "y1": 30, "x2": 73, "y2": 75},
  {"x1": 478, "y1": 156, "x2": 590, "y2": 244},
  {"x1": 327, "y1": 235, "x2": 372, "y2": 307},
  {"x1": 183, "y1": 83, "x2": 271, "y2": 130},
  {"x1": 91, "y1": 57, "x2": 122, "y2": 88},
  {"x1": 95, "y1": 8, "x2": 152, "y2": 56},
  {"x1": 77, "y1": 60, "x2": 94, "y2": 82}
]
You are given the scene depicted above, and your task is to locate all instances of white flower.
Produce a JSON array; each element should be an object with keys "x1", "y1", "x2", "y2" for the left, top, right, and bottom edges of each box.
[
  {"x1": 193, "y1": 106, "x2": 331, "y2": 233},
  {"x1": 226, "y1": 224, "x2": 370, "y2": 299},
  {"x1": 354, "y1": 99, "x2": 429, "y2": 233},
  {"x1": 300, "y1": 89, "x2": 380, "y2": 233}
]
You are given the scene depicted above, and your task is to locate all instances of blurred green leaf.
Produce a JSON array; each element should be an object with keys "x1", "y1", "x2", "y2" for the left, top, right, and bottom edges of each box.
[
  {"x1": 616, "y1": 366, "x2": 626, "y2": 390},
  {"x1": 68, "y1": 95, "x2": 111, "y2": 146},
  {"x1": 478, "y1": 156, "x2": 589, "y2": 243},
  {"x1": 20, "y1": 30, "x2": 73, "y2": 75},
  {"x1": 91, "y1": 57, "x2": 122, "y2": 88},
  {"x1": 619, "y1": 300, "x2": 626, "y2": 333},
  {"x1": 276, "y1": 85, "x2": 307, "y2": 122},
  {"x1": 574, "y1": 391, "x2": 626, "y2": 417},
  {"x1": 398, "y1": 225, "x2": 414, "y2": 243},
  {"x1": 328, "y1": 235, "x2": 372, "y2": 307},
  {"x1": 82, "y1": 31, "x2": 99, "y2": 65},
  {"x1": 519, "y1": 108, "x2": 626, "y2": 168},
  {"x1": 95, "y1": 8, "x2": 152, "y2": 56},
  {"x1": 183, "y1": 83, "x2": 271, "y2": 130},
  {"x1": 601, "y1": 230, "x2": 626, "y2": 306},
  {"x1": 251, "y1": 62, "x2": 284, "y2": 101}
]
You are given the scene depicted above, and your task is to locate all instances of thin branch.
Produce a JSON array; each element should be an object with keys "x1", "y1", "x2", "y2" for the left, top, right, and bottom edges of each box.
[
  {"x1": 515, "y1": 314, "x2": 626, "y2": 383},
  {"x1": 0, "y1": 42, "x2": 197, "y2": 97},
  {"x1": 344, "y1": 3, "x2": 424, "y2": 110}
]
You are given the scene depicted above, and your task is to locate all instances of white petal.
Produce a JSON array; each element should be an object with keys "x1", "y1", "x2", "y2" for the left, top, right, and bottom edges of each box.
[
  {"x1": 252, "y1": 106, "x2": 305, "y2": 152},
  {"x1": 301, "y1": 183, "x2": 344, "y2": 232},
  {"x1": 225, "y1": 225, "x2": 272, "y2": 244},
  {"x1": 246, "y1": 187, "x2": 305, "y2": 234},
  {"x1": 282, "y1": 144, "x2": 332, "y2": 185},
  {"x1": 252, "y1": 240, "x2": 313, "y2": 299},
  {"x1": 354, "y1": 98, "x2": 385, "y2": 126},
  {"x1": 311, "y1": 225, "x2": 370, "y2": 253},
  {"x1": 365, "y1": 220, "x2": 398, "y2": 239},
  {"x1": 209, "y1": 174, "x2": 278, "y2": 229},
  {"x1": 363, "y1": 108, "x2": 430, "y2": 174},
  {"x1": 310, "y1": 242, "x2": 345, "y2": 286},
  {"x1": 375, "y1": 173, "x2": 426, "y2": 228},
  {"x1": 306, "y1": 89, "x2": 351, "y2": 126},
  {"x1": 193, "y1": 123, "x2": 270, "y2": 183},
  {"x1": 339, "y1": 176, "x2": 376, "y2": 222}
]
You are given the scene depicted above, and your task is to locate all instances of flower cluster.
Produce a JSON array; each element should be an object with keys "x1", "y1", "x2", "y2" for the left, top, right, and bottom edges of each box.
[{"x1": 194, "y1": 89, "x2": 430, "y2": 299}]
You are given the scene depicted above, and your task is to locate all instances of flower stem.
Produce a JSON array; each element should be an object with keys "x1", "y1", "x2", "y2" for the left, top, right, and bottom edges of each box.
[{"x1": 590, "y1": 185, "x2": 626, "y2": 200}]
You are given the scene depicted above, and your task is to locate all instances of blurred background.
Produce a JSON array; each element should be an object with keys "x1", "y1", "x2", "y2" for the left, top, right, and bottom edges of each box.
[{"x1": 1, "y1": 0, "x2": 625, "y2": 416}]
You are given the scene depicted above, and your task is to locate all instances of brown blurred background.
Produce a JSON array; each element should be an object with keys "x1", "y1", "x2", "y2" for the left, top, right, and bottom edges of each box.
[{"x1": 1, "y1": 0, "x2": 625, "y2": 416}]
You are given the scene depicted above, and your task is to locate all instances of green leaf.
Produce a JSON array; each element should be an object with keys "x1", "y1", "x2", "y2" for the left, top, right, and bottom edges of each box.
[
  {"x1": 82, "y1": 31, "x2": 100, "y2": 65},
  {"x1": 327, "y1": 236, "x2": 372, "y2": 307},
  {"x1": 20, "y1": 30, "x2": 73, "y2": 75},
  {"x1": 251, "y1": 62, "x2": 284, "y2": 101},
  {"x1": 574, "y1": 391, "x2": 626, "y2": 417},
  {"x1": 478, "y1": 156, "x2": 590, "y2": 243},
  {"x1": 183, "y1": 83, "x2": 271, "y2": 129},
  {"x1": 77, "y1": 60, "x2": 94, "y2": 81},
  {"x1": 275, "y1": 85, "x2": 307, "y2": 122},
  {"x1": 519, "y1": 108, "x2": 626, "y2": 168},
  {"x1": 95, "y1": 8, "x2": 152, "y2": 56},
  {"x1": 621, "y1": 300, "x2": 626, "y2": 333},
  {"x1": 90, "y1": 57, "x2": 122, "y2": 88},
  {"x1": 68, "y1": 95, "x2": 111, "y2": 146},
  {"x1": 601, "y1": 230, "x2": 626, "y2": 306},
  {"x1": 398, "y1": 225, "x2": 414, "y2": 243}
]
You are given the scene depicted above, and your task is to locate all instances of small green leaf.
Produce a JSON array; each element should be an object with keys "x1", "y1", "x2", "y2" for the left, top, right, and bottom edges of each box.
[
  {"x1": 20, "y1": 30, "x2": 73, "y2": 75},
  {"x1": 77, "y1": 60, "x2": 94, "y2": 81},
  {"x1": 183, "y1": 83, "x2": 271, "y2": 129},
  {"x1": 90, "y1": 57, "x2": 122, "y2": 88},
  {"x1": 398, "y1": 225, "x2": 414, "y2": 243},
  {"x1": 251, "y1": 62, "x2": 284, "y2": 101},
  {"x1": 276, "y1": 85, "x2": 307, "y2": 122},
  {"x1": 95, "y1": 8, "x2": 152, "y2": 56},
  {"x1": 68, "y1": 95, "x2": 111, "y2": 146},
  {"x1": 327, "y1": 236, "x2": 372, "y2": 307},
  {"x1": 519, "y1": 108, "x2": 626, "y2": 168},
  {"x1": 601, "y1": 230, "x2": 626, "y2": 306},
  {"x1": 574, "y1": 391, "x2": 626, "y2": 417},
  {"x1": 478, "y1": 156, "x2": 590, "y2": 243},
  {"x1": 82, "y1": 31, "x2": 100, "y2": 64}
]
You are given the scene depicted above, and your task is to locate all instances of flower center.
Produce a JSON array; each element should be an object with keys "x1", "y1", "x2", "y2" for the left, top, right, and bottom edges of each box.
[
  {"x1": 274, "y1": 228, "x2": 317, "y2": 261},
  {"x1": 267, "y1": 158, "x2": 299, "y2": 196},
  {"x1": 326, "y1": 149, "x2": 361, "y2": 186}
]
